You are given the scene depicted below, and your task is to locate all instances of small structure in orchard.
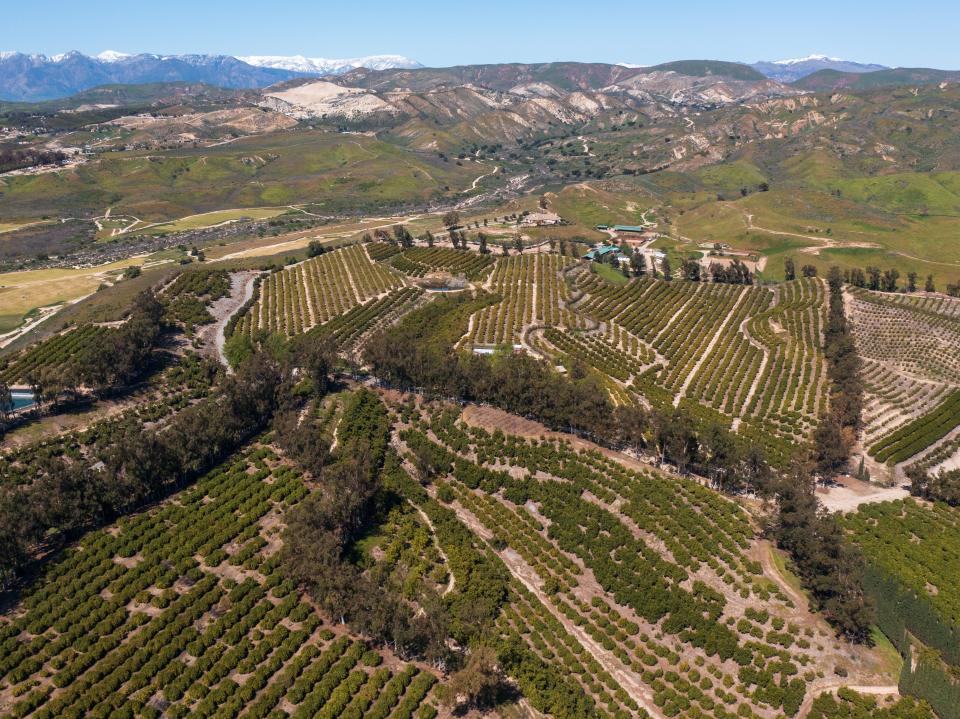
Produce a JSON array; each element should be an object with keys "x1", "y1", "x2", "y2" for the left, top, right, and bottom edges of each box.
[{"x1": 583, "y1": 245, "x2": 623, "y2": 262}]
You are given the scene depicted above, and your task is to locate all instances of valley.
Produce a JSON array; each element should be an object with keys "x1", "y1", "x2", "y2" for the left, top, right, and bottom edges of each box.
[{"x1": 1, "y1": 46, "x2": 960, "y2": 719}]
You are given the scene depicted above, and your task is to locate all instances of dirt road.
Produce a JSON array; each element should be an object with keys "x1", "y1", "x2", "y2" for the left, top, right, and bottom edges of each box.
[
  {"x1": 197, "y1": 270, "x2": 261, "y2": 369},
  {"x1": 816, "y1": 476, "x2": 909, "y2": 513}
]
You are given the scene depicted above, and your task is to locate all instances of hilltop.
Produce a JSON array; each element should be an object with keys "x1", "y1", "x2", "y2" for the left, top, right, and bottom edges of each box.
[{"x1": 793, "y1": 66, "x2": 960, "y2": 91}]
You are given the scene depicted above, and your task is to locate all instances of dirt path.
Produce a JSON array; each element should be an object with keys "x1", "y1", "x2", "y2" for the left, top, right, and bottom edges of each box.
[
  {"x1": 742, "y1": 211, "x2": 882, "y2": 251},
  {"x1": 577, "y1": 135, "x2": 596, "y2": 158},
  {"x1": 469, "y1": 164, "x2": 499, "y2": 191},
  {"x1": 448, "y1": 498, "x2": 667, "y2": 719},
  {"x1": 0, "y1": 303, "x2": 68, "y2": 349},
  {"x1": 731, "y1": 318, "x2": 770, "y2": 432},
  {"x1": 408, "y1": 501, "x2": 456, "y2": 597},
  {"x1": 201, "y1": 271, "x2": 260, "y2": 369},
  {"x1": 739, "y1": 209, "x2": 960, "y2": 268},
  {"x1": 755, "y1": 541, "x2": 808, "y2": 610}
]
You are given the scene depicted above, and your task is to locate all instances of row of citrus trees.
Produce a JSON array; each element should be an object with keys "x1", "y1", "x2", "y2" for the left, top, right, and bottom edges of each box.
[
  {"x1": 0, "y1": 325, "x2": 109, "y2": 385},
  {"x1": 842, "y1": 499, "x2": 960, "y2": 719},
  {"x1": 868, "y1": 390, "x2": 960, "y2": 464},
  {"x1": 238, "y1": 245, "x2": 402, "y2": 337},
  {"x1": 467, "y1": 254, "x2": 579, "y2": 345},
  {"x1": 401, "y1": 409, "x2": 817, "y2": 718},
  {"x1": 0, "y1": 443, "x2": 440, "y2": 718},
  {"x1": 391, "y1": 247, "x2": 493, "y2": 280}
]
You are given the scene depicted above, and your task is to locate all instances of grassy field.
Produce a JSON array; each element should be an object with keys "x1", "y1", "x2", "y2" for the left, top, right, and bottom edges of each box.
[
  {"x1": 695, "y1": 160, "x2": 769, "y2": 194},
  {"x1": 590, "y1": 260, "x2": 630, "y2": 284},
  {"x1": 135, "y1": 206, "x2": 292, "y2": 235},
  {"x1": 672, "y1": 186, "x2": 960, "y2": 284},
  {"x1": 0, "y1": 257, "x2": 148, "y2": 333},
  {"x1": 0, "y1": 130, "x2": 481, "y2": 223},
  {"x1": 548, "y1": 184, "x2": 652, "y2": 237}
]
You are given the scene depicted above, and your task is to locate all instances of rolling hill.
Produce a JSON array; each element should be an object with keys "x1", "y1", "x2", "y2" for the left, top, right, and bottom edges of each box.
[{"x1": 793, "y1": 66, "x2": 960, "y2": 92}]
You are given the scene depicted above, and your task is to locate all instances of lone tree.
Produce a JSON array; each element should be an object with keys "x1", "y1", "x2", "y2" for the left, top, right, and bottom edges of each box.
[
  {"x1": 441, "y1": 646, "x2": 503, "y2": 710},
  {"x1": 442, "y1": 210, "x2": 460, "y2": 230},
  {"x1": 784, "y1": 257, "x2": 796, "y2": 281},
  {"x1": 478, "y1": 232, "x2": 489, "y2": 254},
  {"x1": 661, "y1": 256, "x2": 673, "y2": 281},
  {"x1": 512, "y1": 234, "x2": 524, "y2": 254},
  {"x1": 681, "y1": 258, "x2": 701, "y2": 282},
  {"x1": 925, "y1": 274, "x2": 936, "y2": 293}
]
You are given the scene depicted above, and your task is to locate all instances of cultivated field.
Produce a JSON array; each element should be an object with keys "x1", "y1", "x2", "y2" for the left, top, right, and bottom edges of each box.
[
  {"x1": 0, "y1": 441, "x2": 440, "y2": 719},
  {"x1": 390, "y1": 402, "x2": 898, "y2": 719},
  {"x1": 233, "y1": 245, "x2": 404, "y2": 337},
  {"x1": 848, "y1": 288, "x2": 960, "y2": 469}
]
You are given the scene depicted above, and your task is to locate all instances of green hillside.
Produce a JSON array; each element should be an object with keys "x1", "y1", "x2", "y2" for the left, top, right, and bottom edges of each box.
[
  {"x1": 649, "y1": 60, "x2": 767, "y2": 81},
  {"x1": 0, "y1": 130, "x2": 479, "y2": 221},
  {"x1": 794, "y1": 67, "x2": 960, "y2": 92}
]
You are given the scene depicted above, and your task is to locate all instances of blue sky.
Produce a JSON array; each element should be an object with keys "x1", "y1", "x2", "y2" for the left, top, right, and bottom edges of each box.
[{"x1": 5, "y1": 0, "x2": 959, "y2": 69}]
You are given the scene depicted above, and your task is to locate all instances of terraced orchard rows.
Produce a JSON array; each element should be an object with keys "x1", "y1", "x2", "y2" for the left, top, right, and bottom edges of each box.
[
  {"x1": 536, "y1": 273, "x2": 828, "y2": 460},
  {"x1": 391, "y1": 402, "x2": 894, "y2": 719},
  {"x1": 388, "y1": 247, "x2": 493, "y2": 281},
  {"x1": 841, "y1": 498, "x2": 960, "y2": 719},
  {"x1": 849, "y1": 288, "x2": 960, "y2": 465},
  {"x1": 464, "y1": 254, "x2": 587, "y2": 346},
  {"x1": 234, "y1": 245, "x2": 404, "y2": 337},
  {"x1": 0, "y1": 443, "x2": 439, "y2": 719},
  {"x1": 0, "y1": 325, "x2": 110, "y2": 385},
  {"x1": 229, "y1": 243, "x2": 832, "y2": 455}
]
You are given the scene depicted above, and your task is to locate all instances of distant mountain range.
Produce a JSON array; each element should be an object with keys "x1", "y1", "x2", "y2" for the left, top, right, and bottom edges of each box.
[
  {"x1": 0, "y1": 50, "x2": 954, "y2": 103},
  {"x1": 749, "y1": 55, "x2": 888, "y2": 83},
  {"x1": 238, "y1": 54, "x2": 422, "y2": 74},
  {"x1": 0, "y1": 51, "x2": 421, "y2": 101}
]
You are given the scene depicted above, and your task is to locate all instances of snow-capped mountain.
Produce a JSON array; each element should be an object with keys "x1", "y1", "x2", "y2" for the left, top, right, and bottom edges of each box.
[
  {"x1": 95, "y1": 50, "x2": 133, "y2": 63},
  {"x1": 239, "y1": 54, "x2": 421, "y2": 74},
  {"x1": 771, "y1": 54, "x2": 845, "y2": 66},
  {"x1": 0, "y1": 50, "x2": 420, "y2": 101},
  {"x1": 750, "y1": 55, "x2": 888, "y2": 83}
]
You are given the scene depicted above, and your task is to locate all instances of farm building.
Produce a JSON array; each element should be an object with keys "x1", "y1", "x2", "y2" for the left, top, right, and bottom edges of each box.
[
  {"x1": 594, "y1": 224, "x2": 647, "y2": 233},
  {"x1": 521, "y1": 211, "x2": 563, "y2": 227},
  {"x1": 584, "y1": 245, "x2": 632, "y2": 267},
  {"x1": 583, "y1": 245, "x2": 622, "y2": 261}
]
